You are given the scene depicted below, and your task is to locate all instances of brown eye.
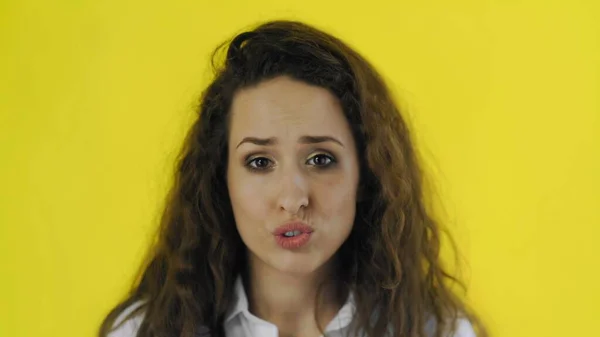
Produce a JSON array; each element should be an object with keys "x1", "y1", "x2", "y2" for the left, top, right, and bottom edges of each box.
[
  {"x1": 247, "y1": 157, "x2": 272, "y2": 170},
  {"x1": 307, "y1": 154, "x2": 335, "y2": 167}
]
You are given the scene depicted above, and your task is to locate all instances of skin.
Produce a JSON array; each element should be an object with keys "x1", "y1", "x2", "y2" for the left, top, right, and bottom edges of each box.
[{"x1": 226, "y1": 76, "x2": 360, "y2": 337}]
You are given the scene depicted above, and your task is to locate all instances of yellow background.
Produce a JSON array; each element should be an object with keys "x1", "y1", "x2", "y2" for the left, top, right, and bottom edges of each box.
[{"x1": 1, "y1": 1, "x2": 598, "y2": 336}]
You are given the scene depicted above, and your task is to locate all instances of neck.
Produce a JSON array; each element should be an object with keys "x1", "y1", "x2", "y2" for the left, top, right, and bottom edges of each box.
[{"x1": 243, "y1": 253, "x2": 345, "y2": 337}]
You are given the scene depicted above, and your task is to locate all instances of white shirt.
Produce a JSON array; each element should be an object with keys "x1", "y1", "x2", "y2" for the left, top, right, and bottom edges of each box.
[{"x1": 108, "y1": 276, "x2": 476, "y2": 337}]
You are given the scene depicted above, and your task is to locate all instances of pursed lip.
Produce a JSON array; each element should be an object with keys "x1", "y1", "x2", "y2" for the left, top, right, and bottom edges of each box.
[{"x1": 272, "y1": 221, "x2": 314, "y2": 236}]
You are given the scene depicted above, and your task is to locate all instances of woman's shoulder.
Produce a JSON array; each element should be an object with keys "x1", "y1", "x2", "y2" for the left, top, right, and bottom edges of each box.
[
  {"x1": 106, "y1": 301, "x2": 146, "y2": 337},
  {"x1": 103, "y1": 302, "x2": 476, "y2": 337},
  {"x1": 423, "y1": 316, "x2": 476, "y2": 337},
  {"x1": 452, "y1": 318, "x2": 476, "y2": 337}
]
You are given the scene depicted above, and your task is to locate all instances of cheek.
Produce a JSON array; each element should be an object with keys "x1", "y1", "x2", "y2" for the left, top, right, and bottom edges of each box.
[
  {"x1": 324, "y1": 165, "x2": 359, "y2": 204},
  {"x1": 228, "y1": 171, "x2": 270, "y2": 228},
  {"x1": 315, "y1": 172, "x2": 358, "y2": 229}
]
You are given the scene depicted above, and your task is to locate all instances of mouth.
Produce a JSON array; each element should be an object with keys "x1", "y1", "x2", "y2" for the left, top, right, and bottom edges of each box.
[
  {"x1": 281, "y1": 230, "x2": 304, "y2": 237},
  {"x1": 272, "y1": 222, "x2": 314, "y2": 249}
]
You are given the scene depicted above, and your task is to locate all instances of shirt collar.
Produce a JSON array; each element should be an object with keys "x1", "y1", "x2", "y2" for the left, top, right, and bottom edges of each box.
[
  {"x1": 223, "y1": 275, "x2": 356, "y2": 332},
  {"x1": 224, "y1": 275, "x2": 249, "y2": 323}
]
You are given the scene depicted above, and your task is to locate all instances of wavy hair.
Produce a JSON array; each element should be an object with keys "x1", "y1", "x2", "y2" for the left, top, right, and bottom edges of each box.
[{"x1": 99, "y1": 20, "x2": 486, "y2": 337}]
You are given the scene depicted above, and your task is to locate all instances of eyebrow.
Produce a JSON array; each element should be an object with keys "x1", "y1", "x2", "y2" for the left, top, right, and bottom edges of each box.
[{"x1": 235, "y1": 135, "x2": 344, "y2": 149}]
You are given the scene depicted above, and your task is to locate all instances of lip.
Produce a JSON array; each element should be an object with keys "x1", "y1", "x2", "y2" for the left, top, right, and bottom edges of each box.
[
  {"x1": 272, "y1": 222, "x2": 314, "y2": 250},
  {"x1": 272, "y1": 222, "x2": 314, "y2": 236}
]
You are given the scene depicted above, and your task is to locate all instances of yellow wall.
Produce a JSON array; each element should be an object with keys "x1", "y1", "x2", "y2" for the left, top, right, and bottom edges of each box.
[{"x1": 1, "y1": 1, "x2": 598, "y2": 336}]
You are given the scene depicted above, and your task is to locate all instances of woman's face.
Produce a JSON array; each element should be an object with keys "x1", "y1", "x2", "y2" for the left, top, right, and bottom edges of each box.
[{"x1": 226, "y1": 76, "x2": 360, "y2": 276}]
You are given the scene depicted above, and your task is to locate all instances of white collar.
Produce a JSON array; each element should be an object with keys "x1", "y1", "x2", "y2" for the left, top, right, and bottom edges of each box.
[{"x1": 224, "y1": 276, "x2": 356, "y2": 332}]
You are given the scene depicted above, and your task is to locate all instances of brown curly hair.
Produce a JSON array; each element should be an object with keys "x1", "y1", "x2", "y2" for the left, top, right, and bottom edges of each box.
[{"x1": 99, "y1": 20, "x2": 486, "y2": 337}]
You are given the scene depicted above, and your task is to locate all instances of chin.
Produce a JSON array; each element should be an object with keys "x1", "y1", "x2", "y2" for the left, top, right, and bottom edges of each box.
[
  {"x1": 267, "y1": 251, "x2": 333, "y2": 276},
  {"x1": 274, "y1": 262, "x2": 321, "y2": 276},
  {"x1": 246, "y1": 240, "x2": 340, "y2": 277}
]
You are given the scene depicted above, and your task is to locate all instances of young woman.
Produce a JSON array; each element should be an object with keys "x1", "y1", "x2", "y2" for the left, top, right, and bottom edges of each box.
[{"x1": 99, "y1": 20, "x2": 486, "y2": 337}]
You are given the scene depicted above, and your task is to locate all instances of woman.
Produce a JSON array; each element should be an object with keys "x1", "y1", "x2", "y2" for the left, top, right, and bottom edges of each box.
[{"x1": 99, "y1": 20, "x2": 486, "y2": 337}]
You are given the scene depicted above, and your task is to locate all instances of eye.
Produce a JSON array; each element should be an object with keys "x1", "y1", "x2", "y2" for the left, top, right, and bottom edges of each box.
[
  {"x1": 247, "y1": 157, "x2": 273, "y2": 170},
  {"x1": 307, "y1": 154, "x2": 335, "y2": 167}
]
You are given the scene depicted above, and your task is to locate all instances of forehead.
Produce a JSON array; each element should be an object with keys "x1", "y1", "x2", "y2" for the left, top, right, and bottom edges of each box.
[{"x1": 229, "y1": 76, "x2": 351, "y2": 140}]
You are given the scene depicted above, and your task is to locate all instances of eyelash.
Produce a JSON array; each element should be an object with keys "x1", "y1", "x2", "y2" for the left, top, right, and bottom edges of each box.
[{"x1": 245, "y1": 153, "x2": 337, "y2": 171}]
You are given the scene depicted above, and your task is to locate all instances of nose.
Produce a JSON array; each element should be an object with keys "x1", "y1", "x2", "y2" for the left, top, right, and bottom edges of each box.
[{"x1": 277, "y1": 169, "x2": 309, "y2": 215}]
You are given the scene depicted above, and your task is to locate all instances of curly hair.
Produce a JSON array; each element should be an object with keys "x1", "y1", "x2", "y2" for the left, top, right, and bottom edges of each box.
[{"x1": 99, "y1": 20, "x2": 486, "y2": 337}]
